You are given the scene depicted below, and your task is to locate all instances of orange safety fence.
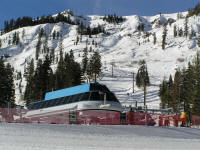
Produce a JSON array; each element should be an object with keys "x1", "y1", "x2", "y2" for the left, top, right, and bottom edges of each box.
[
  {"x1": 126, "y1": 112, "x2": 157, "y2": 126},
  {"x1": 0, "y1": 108, "x2": 120, "y2": 125},
  {"x1": 0, "y1": 108, "x2": 28, "y2": 123},
  {"x1": 191, "y1": 115, "x2": 200, "y2": 127},
  {"x1": 126, "y1": 112, "x2": 185, "y2": 127}
]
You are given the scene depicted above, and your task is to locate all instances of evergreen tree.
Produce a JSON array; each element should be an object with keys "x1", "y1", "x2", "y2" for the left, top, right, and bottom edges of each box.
[
  {"x1": 184, "y1": 17, "x2": 189, "y2": 37},
  {"x1": 178, "y1": 28, "x2": 183, "y2": 37},
  {"x1": 86, "y1": 58, "x2": 93, "y2": 82},
  {"x1": 12, "y1": 32, "x2": 17, "y2": 45},
  {"x1": 69, "y1": 51, "x2": 82, "y2": 86},
  {"x1": 153, "y1": 33, "x2": 157, "y2": 45},
  {"x1": 159, "y1": 78, "x2": 168, "y2": 108},
  {"x1": 59, "y1": 38, "x2": 64, "y2": 63},
  {"x1": 171, "y1": 72, "x2": 180, "y2": 111},
  {"x1": 35, "y1": 35, "x2": 42, "y2": 60},
  {"x1": 189, "y1": 27, "x2": 196, "y2": 39},
  {"x1": 75, "y1": 36, "x2": 79, "y2": 45},
  {"x1": 159, "y1": 75, "x2": 174, "y2": 109},
  {"x1": 162, "y1": 25, "x2": 167, "y2": 50},
  {"x1": 197, "y1": 34, "x2": 200, "y2": 47},
  {"x1": 90, "y1": 51, "x2": 102, "y2": 82},
  {"x1": 57, "y1": 31, "x2": 60, "y2": 39},
  {"x1": 40, "y1": 55, "x2": 53, "y2": 94},
  {"x1": 136, "y1": 69, "x2": 142, "y2": 88},
  {"x1": 43, "y1": 35, "x2": 49, "y2": 54},
  {"x1": 182, "y1": 64, "x2": 195, "y2": 121},
  {"x1": 188, "y1": 3, "x2": 200, "y2": 17},
  {"x1": 55, "y1": 50, "x2": 82, "y2": 90},
  {"x1": 174, "y1": 25, "x2": 177, "y2": 37},
  {"x1": 168, "y1": 75, "x2": 173, "y2": 105},
  {"x1": 33, "y1": 59, "x2": 43, "y2": 100},
  {"x1": 0, "y1": 58, "x2": 15, "y2": 108},
  {"x1": 33, "y1": 56, "x2": 52, "y2": 100},
  {"x1": 24, "y1": 59, "x2": 35, "y2": 105},
  {"x1": 4, "y1": 63, "x2": 15, "y2": 107},
  {"x1": 82, "y1": 47, "x2": 88, "y2": 74},
  {"x1": 137, "y1": 23, "x2": 145, "y2": 32},
  {"x1": 191, "y1": 52, "x2": 200, "y2": 115},
  {"x1": 22, "y1": 29, "x2": 25, "y2": 40},
  {"x1": 163, "y1": 75, "x2": 173, "y2": 109},
  {"x1": 0, "y1": 58, "x2": 7, "y2": 107},
  {"x1": 159, "y1": 52, "x2": 200, "y2": 115},
  {"x1": 136, "y1": 60, "x2": 150, "y2": 87},
  {"x1": 39, "y1": 28, "x2": 44, "y2": 38},
  {"x1": 50, "y1": 48, "x2": 55, "y2": 64},
  {"x1": 0, "y1": 39, "x2": 2, "y2": 49},
  {"x1": 136, "y1": 60, "x2": 150, "y2": 106},
  {"x1": 16, "y1": 32, "x2": 20, "y2": 45},
  {"x1": 52, "y1": 30, "x2": 56, "y2": 40},
  {"x1": 4, "y1": 21, "x2": 9, "y2": 33},
  {"x1": 55, "y1": 39, "x2": 64, "y2": 90},
  {"x1": 192, "y1": 79, "x2": 200, "y2": 115},
  {"x1": 12, "y1": 32, "x2": 20, "y2": 45}
]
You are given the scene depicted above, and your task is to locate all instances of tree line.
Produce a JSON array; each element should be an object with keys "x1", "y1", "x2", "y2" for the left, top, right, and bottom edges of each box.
[
  {"x1": 24, "y1": 50, "x2": 81, "y2": 105},
  {"x1": 103, "y1": 14, "x2": 125, "y2": 24},
  {"x1": 188, "y1": 3, "x2": 200, "y2": 17},
  {"x1": 159, "y1": 52, "x2": 200, "y2": 117},
  {"x1": 3, "y1": 13, "x2": 107, "y2": 40},
  {"x1": 77, "y1": 22, "x2": 106, "y2": 36},
  {"x1": 3, "y1": 13, "x2": 76, "y2": 34},
  {"x1": 24, "y1": 47, "x2": 102, "y2": 106}
]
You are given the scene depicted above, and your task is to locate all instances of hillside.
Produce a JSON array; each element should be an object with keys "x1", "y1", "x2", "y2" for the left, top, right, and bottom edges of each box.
[{"x1": 0, "y1": 10, "x2": 199, "y2": 108}]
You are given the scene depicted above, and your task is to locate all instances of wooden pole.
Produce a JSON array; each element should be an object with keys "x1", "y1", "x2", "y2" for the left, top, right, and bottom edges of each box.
[
  {"x1": 133, "y1": 72, "x2": 135, "y2": 93},
  {"x1": 144, "y1": 81, "x2": 146, "y2": 107}
]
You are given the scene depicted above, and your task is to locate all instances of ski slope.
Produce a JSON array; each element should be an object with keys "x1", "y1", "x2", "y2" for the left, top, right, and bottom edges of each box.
[
  {"x1": 0, "y1": 10, "x2": 200, "y2": 108},
  {"x1": 0, "y1": 123, "x2": 200, "y2": 150}
]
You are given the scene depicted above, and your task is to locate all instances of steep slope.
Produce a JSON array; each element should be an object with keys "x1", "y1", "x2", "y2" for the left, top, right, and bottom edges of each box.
[{"x1": 0, "y1": 11, "x2": 199, "y2": 108}]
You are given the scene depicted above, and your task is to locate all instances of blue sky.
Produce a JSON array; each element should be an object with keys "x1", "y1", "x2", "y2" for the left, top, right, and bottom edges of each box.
[{"x1": 0, "y1": 0, "x2": 199, "y2": 29}]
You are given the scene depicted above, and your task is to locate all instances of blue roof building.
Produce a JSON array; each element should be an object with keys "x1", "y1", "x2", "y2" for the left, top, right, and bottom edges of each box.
[
  {"x1": 44, "y1": 82, "x2": 110, "y2": 101},
  {"x1": 28, "y1": 82, "x2": 117, "y2": 110},
  {"x1": 45, "y1": 83, "x2": 90, "y2": 100}
]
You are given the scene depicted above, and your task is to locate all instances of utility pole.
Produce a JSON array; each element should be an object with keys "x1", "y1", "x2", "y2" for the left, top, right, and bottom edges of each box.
[
  {"x1": 135, "y1": 101, "x2": 137, "y2": 108},
  {"x1": 8, "y1": 101, "x2": 10, "y2": 115},
  {"x1": 144, "y1": 80, "x2": 146, "y2": 107},
  {"x1": 111, "y1": 60, "x2": 115, "y2": 78},
  {"x1": 112, "y1": 63, "x2": 113, "y2": 78},
  {"x1": 132, "y1": 72, "x2": 135, "y2": 93}
]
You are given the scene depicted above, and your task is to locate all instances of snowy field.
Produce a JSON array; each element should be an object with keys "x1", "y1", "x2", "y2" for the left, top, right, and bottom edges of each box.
[{"x1": 0, "y1": 123, "x2": 200, "y2": 150}]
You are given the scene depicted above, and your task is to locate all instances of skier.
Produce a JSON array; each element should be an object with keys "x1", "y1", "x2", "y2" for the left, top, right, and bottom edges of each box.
[{"x1": 180, "y1": 112, "x2": 186, "y2": 127}]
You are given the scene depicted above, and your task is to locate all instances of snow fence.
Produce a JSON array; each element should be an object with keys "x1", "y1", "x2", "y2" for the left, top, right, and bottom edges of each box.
[{"x1": 0, "y1": 108, "x2": 200, "y2": 127}]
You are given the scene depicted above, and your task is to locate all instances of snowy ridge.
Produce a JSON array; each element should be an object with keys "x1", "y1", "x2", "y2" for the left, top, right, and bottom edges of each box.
[{"x1": 0, "y1": 11, "x2": 199, "y2": 108}]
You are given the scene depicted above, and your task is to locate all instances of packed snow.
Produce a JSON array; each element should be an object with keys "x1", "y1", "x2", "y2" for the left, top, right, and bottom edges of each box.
[
  {"x1": 0, "y1": 123, "x2": 200, "y2": 150},
  {"x1": 0, "y1": 11, "x2": 199, "y2": 108}
]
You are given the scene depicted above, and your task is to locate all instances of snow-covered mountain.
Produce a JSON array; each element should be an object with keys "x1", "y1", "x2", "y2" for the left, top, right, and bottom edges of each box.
[{"x1": 0, "y1": 10, "x2": 199, "y2": 108}]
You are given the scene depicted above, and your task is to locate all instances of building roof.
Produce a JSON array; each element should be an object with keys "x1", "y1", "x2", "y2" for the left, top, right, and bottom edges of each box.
[{"x1": 44, "y1": 83, "x2": 91, "y2": 100}]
